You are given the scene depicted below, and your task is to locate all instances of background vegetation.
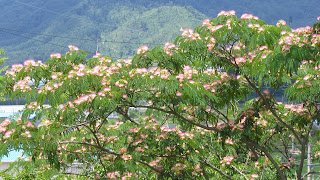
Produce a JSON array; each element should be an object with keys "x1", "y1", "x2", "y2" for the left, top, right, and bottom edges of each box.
[{"x1": 0, "y1": 0, "x2": 320, "y2": 66}]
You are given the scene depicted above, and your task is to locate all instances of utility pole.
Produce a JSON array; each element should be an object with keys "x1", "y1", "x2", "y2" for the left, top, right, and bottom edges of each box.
[
  {"x1": 96, "y1": 39, "x2": 99, "y2": 54},
  {"x1": 308, "y1": 142, "x2": 312, "y2": 180}
]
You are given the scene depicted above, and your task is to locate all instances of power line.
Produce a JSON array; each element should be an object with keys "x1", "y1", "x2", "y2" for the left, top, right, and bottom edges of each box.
[
  {"x1": 0, "y1": 27, "x2": 163, "y2": 46},
  {"x1": 9, "y1": 0, "x2": 104, "y2": 25},
  {"x1": 0, "y1": 29, "x2": 131, "y2": 60}
]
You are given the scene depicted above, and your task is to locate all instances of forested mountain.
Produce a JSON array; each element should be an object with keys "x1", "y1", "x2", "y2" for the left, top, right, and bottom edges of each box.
[{"x1": 0, "y1": 0, "x2": 319, "y2": 66}]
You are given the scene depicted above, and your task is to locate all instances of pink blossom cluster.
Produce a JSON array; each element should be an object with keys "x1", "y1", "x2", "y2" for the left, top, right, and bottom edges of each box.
[
  {"x1": 220, "y1": 156, "x2": 234, "y2": 166},
  {"x1": 23, "y1": 59, "x2": 41, "y2": 67},
  {"x1": 27, "y1": 101, "x2": 40, "y2": 110},
  {"x1": 175, "y1": 65, "x2": 198, "y2": 83},
  {"x1": 106, "y1": 122, "x2": 123, "y2": 130},
  {"x1": 251, "y1": 174, "x2": 259, "y2": 179},
  {"x1": 278, "y1": 31, "x2": 302, "y2": 51},
  {"x1": 129, "y1": 68, "x2": 148, "y2": 78},
  {"x1": 121, "y1": 154, "x2": 132, "y2": 161},
  {"x1": 68, "y1": 45, "x2": 79, "y2": 52},
  {"x1": 241, "y1": 13, "x2": 259, "y2": 20},
  {"x1": 115, "y1": 79, "x2": 128, "y2": 87},
  {"x1": 149, "y1": 67, "x2": 171, "y2": 80},
  {"x1": 206, "y1": 37, "x2": 216, "y2": 51},
  {"x1": 50, "y1": 53, "x2": 61, "y2": 58},
  {"x1": 225, "y1": 138, "x2": 234, "y2": 145},
  {"x1": 149, "y1": 158, "x2": 161, "y2": 166},
  {"x1": 181, "y1": 28, "x2": 201, "y2": 41},
  {"x1": 21, "y1": 130, "x2": 32, "y2": 138},
  {"x1": 38, "y1": 119, "x2": 51, "y2": 127},
  {"x1": 137, "y1": 45, "x2": 148, "y2": 55},
  {"x1": 217, "y1": 10, "x2": 236, "y2": 17},
  {"x1": 164, "y1": 42, "x2": 178, "y2": 56},
  {"x1": 247, "y1": 23, "x2": 264, "y2": 33},
  {"x1": 202, "y1": 19, "x2": 211, "y2": 27},
  {"x1": 13, "y1": 76, "x2": 32, "y2": 92},
  {"x1": 92, "y1": 52, "x2": 101, "y2": 58},
  {"x1": 276, "y1": 20, "x2": 286, "y2": 27},
  {"x1": 257, "y1": 119, "x2": 268, "y2": 127},
  {"x1": 171, "y1": 163, "x2": 188, "y2": 175},
  {"x1": 6, "y1": 64, "x2": 23, "y2": 77},
  {"x1": 106, "y1": 171, "x2": 120, "y2": 179},
  {"x1": 235, "y1": 57, "x2": 247, "y2": 64},
  {"x1": 0, "y1": 119, "x2": 15, "y2": 139},
  {"x1": 284, "y1": 104, "x2": 306, "y2": 113},
  {"x1": 0, "y1": 118, "x2": 11, "y2": 133},
  {"x1": 292, "y1": 26, "x2": 312, "y2": 35},
  {"x1": 202, "y1": 77, "x2": 222, "y2": 93},
  {"x1": 73, "y1": 93, "x2": 97, "y2": 105},
  {"x1": 311, "y1": 34, "x2": 320, "y2": 47}
]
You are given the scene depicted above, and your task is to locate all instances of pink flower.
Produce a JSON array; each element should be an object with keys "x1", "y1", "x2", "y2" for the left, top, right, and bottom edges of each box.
[
  {"x1": 51, "y1": 74, "x2": 58, "y2": 79},
  {"x1": 26, "y1": 121, "x2": 34, "y2": 128},
  {"x1": 317, "y1": 16, "x2": 320, "y2": 21},
  {"x1": 68, "y1": 45, "x2": 79, "y2": 51},
  {"x1": 121, "y1": 154, "x2": 132, "y2": 161},
  {"x1": 235, "y1": 57, "x2": 246, "y2": 64},
  {"x1": 137, "y1": 45, "x2": 148, "y2": 55},
  {"x1": 50, "y1": 53, "x2": 61, "y2": 58},
  {"x1": 225, "y1": 139, "x2": 234, "y2": 145},
  {"x1": 176, "y1": 91, "x2": 182, "y2": 96}
]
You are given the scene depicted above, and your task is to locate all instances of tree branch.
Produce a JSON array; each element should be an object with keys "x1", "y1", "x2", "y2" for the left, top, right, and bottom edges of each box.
[
  {"x1": 231, "y1": 165, "x2": 249, "y2": 180},
  {"x1": 59, "y1": 141, "x2": 119, "y2": 156},
  {"x1": 202, "y1": 161, "x2": 233, "y2": 180},
  {"x1": 138, "y1": 160, "x2": 163, "y2": 174},
  {"x1": 243, "y1": 74, "x2": 302, "y2": 145},
  {"x1": 241, "y1": 138, "x2": 287, "y2": 180},
  {"x1": 131, "y1": 105, "x2": 220, "y2": 132}
]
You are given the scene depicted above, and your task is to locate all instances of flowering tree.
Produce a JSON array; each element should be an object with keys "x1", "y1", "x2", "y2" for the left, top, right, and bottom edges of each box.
[{"x1": 1, "y1": 11, "x2": 320, "y2": 179}]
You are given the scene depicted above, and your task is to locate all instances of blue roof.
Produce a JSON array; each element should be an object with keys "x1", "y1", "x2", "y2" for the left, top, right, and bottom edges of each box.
[{"x1": 0, "y1": 150, "x2": 23, "y2": 162}]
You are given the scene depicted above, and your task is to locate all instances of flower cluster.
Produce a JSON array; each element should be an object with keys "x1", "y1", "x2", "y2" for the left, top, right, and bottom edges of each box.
[
  {"x1": 247, "y1": 23, "x2": 264, "y2": 33},
  {"x1": 137, "y1": 45, "x2": 148, "y2": 55},
  {"x1": 175, "y1": 65, "x2": 198, "y2": 83},
  {"x1": 220, "y1": 156, "x2": 234, "y2": 166},
  {"x1": 278, "y1": 31, "x2": 302, "y2": 52},
  {"x1": 217, "y1": 10, "x2": 236, "y2": 17},
  {"x1": 241, "y1": 13, "x2": 259, "y2": 20},
  {"x1": 181, "y1": 28, "x2": 201, "y2": 41},
  {"x1": 68, "y1": 45, "x2": 79, "y2": 52},
  {"x1": 13, "y1": 76, "x2": 32, "y2": 92},
  {"x1": 276, "y1": 20, "x2": 286, "y2": 27},
  {"x1": 311, "y1": 34, "x2": 320, "y2": 47},
  {"x1": 164, "y1": 42, "x2": 178, "y2": 56}
]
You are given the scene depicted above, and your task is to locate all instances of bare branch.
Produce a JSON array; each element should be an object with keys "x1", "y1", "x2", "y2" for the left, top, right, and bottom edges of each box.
[
  {"x1": 241, "y1": 138, "x2": 287, "y2": 180},
  {"x1": 138, "y1": 160, "x2": 163, "y2": 174},
  {"x1": 132, "y1": 105, "x2": 220, "y2": 132},
  {"x1": 202, "y1": 161, "x2": 233, "y2": 180},
  {"x1": 59, "y1": 141, "x2": 119, "y2": 156}
]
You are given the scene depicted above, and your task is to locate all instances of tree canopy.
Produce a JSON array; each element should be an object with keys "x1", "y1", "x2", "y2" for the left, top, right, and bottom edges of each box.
[{"x1": 1, "y1": 11, "x2": 320, "y2": 179}]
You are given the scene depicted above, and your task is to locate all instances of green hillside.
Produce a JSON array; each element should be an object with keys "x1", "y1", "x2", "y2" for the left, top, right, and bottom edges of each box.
[
  {"x1": 100, "y1": 5, "x2": 206, "y2": 59},
  {"x1": 0, "y1": 0, "x2": 319, "y2": 66}
]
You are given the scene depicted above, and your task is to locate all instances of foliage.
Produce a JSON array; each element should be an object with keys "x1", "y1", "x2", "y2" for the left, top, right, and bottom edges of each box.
[{"x1": 1, "y1": 12, "x2": 320, "y2": 179}]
